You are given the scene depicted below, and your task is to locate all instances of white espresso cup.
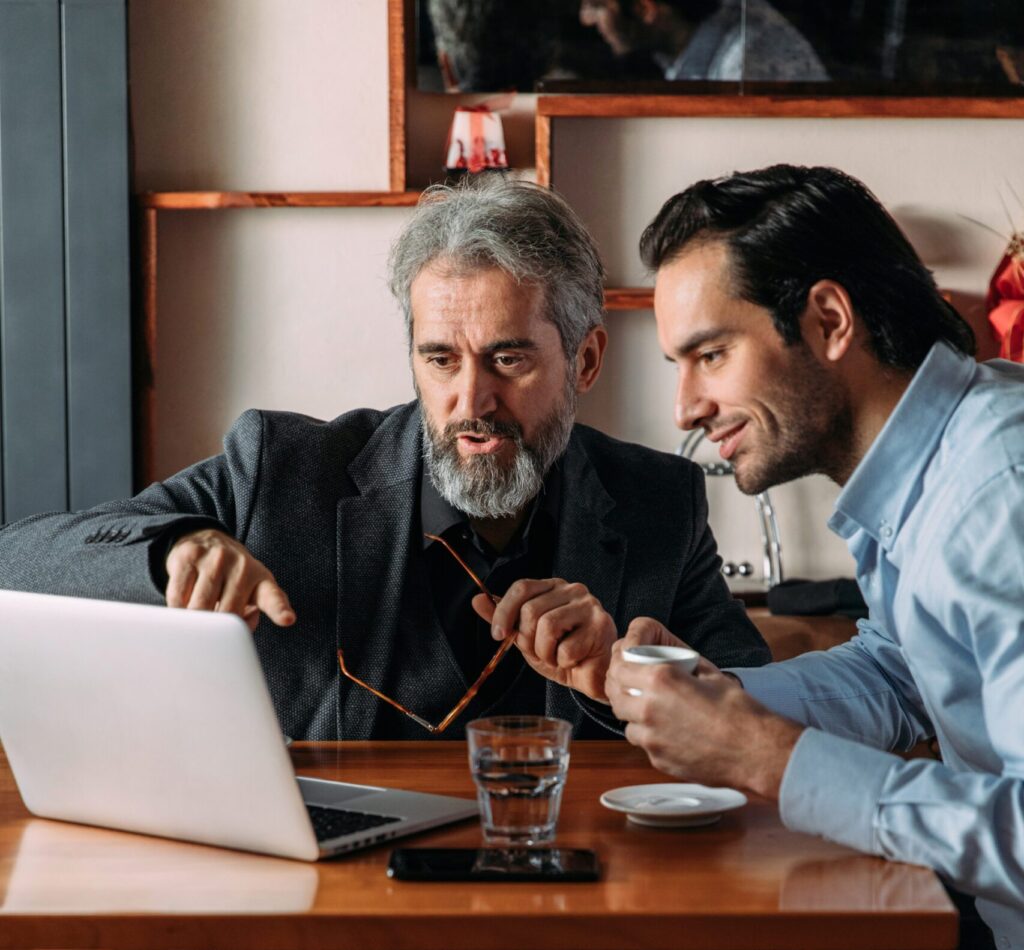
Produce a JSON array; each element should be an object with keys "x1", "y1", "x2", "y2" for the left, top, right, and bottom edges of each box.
[{"x1": 621, "y1": 645, "x2": 699, "y2": 695}]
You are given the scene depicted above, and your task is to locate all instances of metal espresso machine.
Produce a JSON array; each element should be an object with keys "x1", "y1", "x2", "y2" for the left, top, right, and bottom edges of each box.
[{"x1": 678, "y1": 429, "x2": 783, "y2": 595}]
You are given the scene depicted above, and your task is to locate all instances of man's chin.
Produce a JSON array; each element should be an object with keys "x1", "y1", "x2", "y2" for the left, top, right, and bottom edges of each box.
[
  {"x1": 452, "y1": 447, "x2": 516, "y2": 473},
  {"x1": 732, "y1": 458, "x2": 770, "y2": 496},
  {"x1": 734, "y1": 453, "x2": 812, "y2": 495}
]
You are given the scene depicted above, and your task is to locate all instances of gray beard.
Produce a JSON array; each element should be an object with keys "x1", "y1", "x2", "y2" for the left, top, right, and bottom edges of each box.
[{"x1": 422, "y1": 387, "x2": 577, "y2": 520}]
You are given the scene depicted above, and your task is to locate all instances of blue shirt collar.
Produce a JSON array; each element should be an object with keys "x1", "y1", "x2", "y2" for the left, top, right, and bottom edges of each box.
[{"x1": 829, "y1": 342, "x2": 975, "y2": 544}]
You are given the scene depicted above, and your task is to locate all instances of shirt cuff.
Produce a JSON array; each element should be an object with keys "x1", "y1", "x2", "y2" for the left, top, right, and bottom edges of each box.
[{"x1": 778, "y1": 727, "x2": 896, "y2": 856}]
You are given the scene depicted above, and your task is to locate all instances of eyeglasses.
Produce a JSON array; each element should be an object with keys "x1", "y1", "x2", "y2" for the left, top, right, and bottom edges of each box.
[{"x1": 336, "y1": 532, "x2": 517, "y2": 734}]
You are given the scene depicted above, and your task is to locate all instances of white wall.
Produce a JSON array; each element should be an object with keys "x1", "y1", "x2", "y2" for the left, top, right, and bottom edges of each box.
[
  {"x1": 558, "y1": 116, "x2": 1017, "y2": 578},
  {"x1": 130, "y1": 0, "x2": 416, "y2": 474},
  {"x1": 129, "y1": 0, "x2": 1017, "y2": 582}
]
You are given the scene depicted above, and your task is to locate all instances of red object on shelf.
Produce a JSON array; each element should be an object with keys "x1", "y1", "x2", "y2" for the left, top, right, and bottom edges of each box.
[
  {"x1": 444, "y1": 106, "x2": 508, "y2": 175},
  {"x1": 987, "y1": 232, "x2": 1024, "y2": 362}
]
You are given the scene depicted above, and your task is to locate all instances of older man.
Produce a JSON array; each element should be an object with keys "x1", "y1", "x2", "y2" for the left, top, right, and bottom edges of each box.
[
  {"x1": 0, "y1": 178, "x2": 768, "y2": 740},
  {"x1": 606, "y1": 165, "x2": 1023, "y2": 947}
]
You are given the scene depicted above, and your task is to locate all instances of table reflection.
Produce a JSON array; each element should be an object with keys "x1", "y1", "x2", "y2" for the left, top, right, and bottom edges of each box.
[
  {"x1": 781, "y1": 854, "x2": 953, "y2": 912},
  {"x1": 0, "y1": 820, "x2": 318, "y2": 913}
]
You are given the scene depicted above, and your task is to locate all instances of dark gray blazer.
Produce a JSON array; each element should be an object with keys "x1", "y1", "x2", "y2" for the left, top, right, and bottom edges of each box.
[{"x1": 0, "y1": 402, "x2": 769, "y2": 738}]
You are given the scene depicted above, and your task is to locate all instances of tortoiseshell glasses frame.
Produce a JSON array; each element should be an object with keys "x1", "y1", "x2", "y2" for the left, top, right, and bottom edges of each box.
[{"x1": 336, "y1": 532, "x2": 516, "y2": 734}]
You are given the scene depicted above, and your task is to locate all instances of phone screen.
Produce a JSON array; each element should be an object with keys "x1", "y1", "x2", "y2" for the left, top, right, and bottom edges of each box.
[{"x1": 387, "y1": 847, "x2": 600, "y2": 882}]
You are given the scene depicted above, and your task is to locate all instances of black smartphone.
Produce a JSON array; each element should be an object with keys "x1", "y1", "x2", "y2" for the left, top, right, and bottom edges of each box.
[{"x1": 387, "y1": 847, "x2": 600, "y2": 882}]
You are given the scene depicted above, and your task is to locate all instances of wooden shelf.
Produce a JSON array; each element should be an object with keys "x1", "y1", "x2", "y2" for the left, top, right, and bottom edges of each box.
[
  {"x1": 536, "y1": 94, "x2": 1024, "y2": 119},
  {"x1": 535, "y1": 92, "x2": 1024, "y2": 186},
  {"x1": 139, "y1": 191, "x2": 422, "y2": 210},
  {"x1": 604, "y1": 287, "x2": 653, "y2": 310},
  {"x1": 135, "y1": 0, "x2": 1024, "y2": 486}
]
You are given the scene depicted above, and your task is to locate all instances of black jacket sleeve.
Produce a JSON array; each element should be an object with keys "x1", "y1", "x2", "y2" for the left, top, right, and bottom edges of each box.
[{"x1": 0, "y1": 410, "x2": 266, "y2": 602}]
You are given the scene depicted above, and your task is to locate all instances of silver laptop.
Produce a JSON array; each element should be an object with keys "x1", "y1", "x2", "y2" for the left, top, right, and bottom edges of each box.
[{"x1": 0, "y1": 590, "x2": 477, "y2": 861}]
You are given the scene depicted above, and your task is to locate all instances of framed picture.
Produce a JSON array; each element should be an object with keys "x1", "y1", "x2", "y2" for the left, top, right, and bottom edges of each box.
[{"x1": 417, "y1": 0, "x2": 1024, "y2": 96}]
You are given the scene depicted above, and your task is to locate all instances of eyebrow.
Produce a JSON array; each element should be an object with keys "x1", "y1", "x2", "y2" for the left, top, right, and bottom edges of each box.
[
  {"x1": 416, "y1": 342, "x2": 453, "y2": 356},
  {"x1": 671, "y1": 328, "x2": 732, "y2": 358},
  {"x1": 415, "y1": 338, "x2": 538, "y2": 356},
  {"x1": 485, "y1": 338, "x2": 537, "y2": 353}
]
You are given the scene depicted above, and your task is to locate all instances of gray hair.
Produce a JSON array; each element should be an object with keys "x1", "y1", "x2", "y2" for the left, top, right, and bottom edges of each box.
[
  {"x1": 426, "y1": 0, "x2": 557, "y2": 92},
  {"x1": 387, "y1": 176, "x2": 605, "y2": 359}
]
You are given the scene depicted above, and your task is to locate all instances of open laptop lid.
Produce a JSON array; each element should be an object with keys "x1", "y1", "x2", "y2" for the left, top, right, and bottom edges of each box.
[{"x1": 0, "y1": 590, "x2": 322, "y2": 860}]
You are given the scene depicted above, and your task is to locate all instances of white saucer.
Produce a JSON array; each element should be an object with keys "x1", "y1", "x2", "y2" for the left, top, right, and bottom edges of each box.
[{"x1": 600, "y1": 783, "x2": 747, "y2": 828}]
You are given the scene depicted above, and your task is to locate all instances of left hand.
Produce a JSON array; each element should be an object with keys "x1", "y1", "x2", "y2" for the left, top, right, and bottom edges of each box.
[
  {"x1": 606, "y1": 620, "x2": 804, "y2": 799},
  {"x1": 472, "y1": 578, "x2": 616, "y2": 702}
]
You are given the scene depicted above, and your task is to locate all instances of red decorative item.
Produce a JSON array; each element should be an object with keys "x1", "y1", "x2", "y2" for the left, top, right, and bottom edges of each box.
[
  {"x1": 986, "y1": 232, "x2": 1024, "y2": 362},
  {"x1": 444, "y1": 105, "x2": 508, "y2": 176}
]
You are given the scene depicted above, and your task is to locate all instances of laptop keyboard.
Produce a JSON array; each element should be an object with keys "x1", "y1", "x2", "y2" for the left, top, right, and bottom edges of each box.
[{"x1": 306, "y1": 803, "x2": 402, "y2": 842}]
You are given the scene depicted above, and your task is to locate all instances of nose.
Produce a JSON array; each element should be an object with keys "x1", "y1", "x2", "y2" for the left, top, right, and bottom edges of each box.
[
  {"x1": 454, "y1": 359, "x2": 498, "y2": 420},
  {"x1": 674, "y1": 366, "x2": 715, "y2": 431}
]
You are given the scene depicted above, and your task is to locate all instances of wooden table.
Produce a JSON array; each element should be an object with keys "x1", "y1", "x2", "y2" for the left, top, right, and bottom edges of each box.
[{"x1": 0, "y1": 741, "x2": 956, "y2": 950}]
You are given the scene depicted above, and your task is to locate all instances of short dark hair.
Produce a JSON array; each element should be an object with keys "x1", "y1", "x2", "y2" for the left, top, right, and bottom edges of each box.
[{"x1": 639, "y1": 164, "x2": 975, "y2": 370}]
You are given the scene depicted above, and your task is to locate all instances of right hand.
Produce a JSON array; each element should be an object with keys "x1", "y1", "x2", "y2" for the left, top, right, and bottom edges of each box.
[
  {"x1": 614, "y1": 616, "x2": 687, "y2": 655},
  {"x1": 472, "y1": 577, "x2": 618, "y2": 702},
  {"x1": 613, "y1": 616, "x2": 741, "y2": 686},
  {"x1": 165, "y1": 528, "x2": 295, "y2": 632}
]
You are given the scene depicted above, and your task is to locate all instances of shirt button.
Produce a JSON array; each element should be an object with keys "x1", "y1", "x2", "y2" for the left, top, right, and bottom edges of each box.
[{"x1": 879, "y1": 522, "x2": 893, "y2": 540}]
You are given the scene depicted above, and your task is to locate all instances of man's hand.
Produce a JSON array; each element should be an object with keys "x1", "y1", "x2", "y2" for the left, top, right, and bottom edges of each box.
[
  {"x1": 472, "y1": 578, "x2": 616, "y2": 701},
  {"x1": 617, "y1": 615, "x2": 687, "y2": 652},
  {"x1": 606, "y1": 616, "x2": 803, "y2": 800},
  {"x1": 165, "y1": 529, "x2": 296, "y2": 632}
]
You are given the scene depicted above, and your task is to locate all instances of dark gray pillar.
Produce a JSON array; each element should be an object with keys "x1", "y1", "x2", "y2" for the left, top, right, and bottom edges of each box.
[
  {"x1": 0, "y1": 0, "x2": 131, "y2": 524},
  {"x1": 62, "y1": 0, "x2": 132, "y2": 510},
  {"x1": 0, "y1": 0, "x2": 69, "y2": 522}
]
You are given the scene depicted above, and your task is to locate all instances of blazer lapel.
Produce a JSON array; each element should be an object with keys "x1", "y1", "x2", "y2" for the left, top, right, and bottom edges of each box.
[
  {"x1": 552, "y1": 430, "x2": 628, "y2": 622},
  {"x1": 334, "y1": 404, "x2": 465, "y2": 738},
  {"x1": 335, "y1": 406, "x2": 421, "y2": 739},
  {"x1": 546, "y1": 431, "x2": 627, "y2": 729}
]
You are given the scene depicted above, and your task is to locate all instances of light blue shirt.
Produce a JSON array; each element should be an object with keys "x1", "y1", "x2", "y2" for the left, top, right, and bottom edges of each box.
[{"x1": 734, "y1": 342, "x2": 1024, "y2": 947}]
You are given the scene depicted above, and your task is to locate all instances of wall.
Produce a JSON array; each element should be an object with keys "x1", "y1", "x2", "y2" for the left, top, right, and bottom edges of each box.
[{"x1": 129, "y1": 0, "x2": 1017, "y2": 581}]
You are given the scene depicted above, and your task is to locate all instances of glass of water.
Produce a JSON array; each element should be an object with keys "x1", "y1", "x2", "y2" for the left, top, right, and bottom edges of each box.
[{"x1": 466, "y1": 715, "x2": 572, "y2": 845}]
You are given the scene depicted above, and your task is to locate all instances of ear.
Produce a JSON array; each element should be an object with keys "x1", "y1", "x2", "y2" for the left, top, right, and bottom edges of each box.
[
  {"x1": 574, "y1": 325, "x2": 608, "y2": 394},
  {"x1": 802, "y1": 280, "x2": 855, "y2": 364}
]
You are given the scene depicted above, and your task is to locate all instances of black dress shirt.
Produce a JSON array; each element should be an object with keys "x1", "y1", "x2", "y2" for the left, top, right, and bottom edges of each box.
[{"x1": 419, "y1": 463, "x2": 562, "y2": 726}]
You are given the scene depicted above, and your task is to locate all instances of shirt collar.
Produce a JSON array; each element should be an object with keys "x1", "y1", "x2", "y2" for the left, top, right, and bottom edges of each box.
[
  {"x1": 419, "y1": 460, "x2": 563, "y2": 555},
  {"x1": 829, "y1": 342, "x2": 975, "y2": 545}
]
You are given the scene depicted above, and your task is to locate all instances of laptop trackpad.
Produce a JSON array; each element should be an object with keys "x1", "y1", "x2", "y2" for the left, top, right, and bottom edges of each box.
[{"x1": 297, "y1": 775, "x2": 388, "y2": 808}]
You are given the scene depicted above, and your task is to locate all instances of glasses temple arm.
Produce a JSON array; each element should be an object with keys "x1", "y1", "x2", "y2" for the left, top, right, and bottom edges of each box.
[
  {"x1": 433, "y1": 634, "x2": 518, "y2": 734},
  {"x1": 337, "y1": 648, "x2": 437, "y2": 733}
]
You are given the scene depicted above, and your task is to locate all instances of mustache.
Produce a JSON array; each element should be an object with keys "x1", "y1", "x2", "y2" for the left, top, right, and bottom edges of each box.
[{"x1": 444, "y1": 418, "x2": 522, "y2": 441}]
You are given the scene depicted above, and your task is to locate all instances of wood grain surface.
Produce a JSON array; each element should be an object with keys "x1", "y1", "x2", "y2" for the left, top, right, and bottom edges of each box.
[
  {"x1": 536, "y1": 95, "x2": 1024, "y2": 119},
  {"x1": 0, "y1": 741, "x2": 955, "y2": 950},
  {"x1": 138, "y1": 191, "x2": 423, "y2": 210}
]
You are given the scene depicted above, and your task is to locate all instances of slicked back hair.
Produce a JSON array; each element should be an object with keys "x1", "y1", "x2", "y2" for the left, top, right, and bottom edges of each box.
[
  {"x1": 640, "y1": 164, "x2": 975, "y2": 370},
  {"x1": 389, "y1": 176, "x2": 605, "y2": 360}
]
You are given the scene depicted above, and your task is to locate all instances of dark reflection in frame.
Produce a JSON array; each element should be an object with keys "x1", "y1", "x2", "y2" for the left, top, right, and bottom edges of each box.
[{"x1": 417, "y1": 0, "x2": 1024, "y2": 96}]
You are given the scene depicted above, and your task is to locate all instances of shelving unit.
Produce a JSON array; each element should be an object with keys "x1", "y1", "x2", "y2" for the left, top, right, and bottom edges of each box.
[
  {"x1": 134, "y1": 0, "x2": 1024, "y2": 485},
  {"x1": 534, "y1": 92, "x2": 1024, "y2": 187}
]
